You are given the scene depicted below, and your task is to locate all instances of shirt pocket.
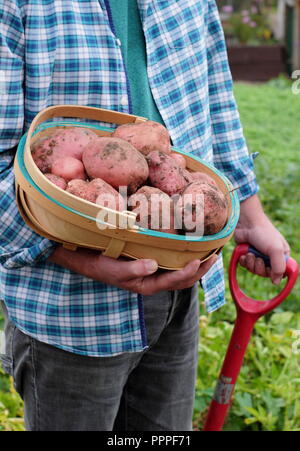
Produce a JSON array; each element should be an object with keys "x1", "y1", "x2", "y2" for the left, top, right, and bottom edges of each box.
[{"x1": 150, "y1": 0, "x2": 205, "y2": 50}]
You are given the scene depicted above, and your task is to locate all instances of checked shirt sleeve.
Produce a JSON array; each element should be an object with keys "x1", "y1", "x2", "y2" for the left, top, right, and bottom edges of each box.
[
  {"x1": 0, "y1": 1, "x2": 57, "y2": 270},
  {"x1": 205, "y1": 0, "x2": 259, "y2": 202}
]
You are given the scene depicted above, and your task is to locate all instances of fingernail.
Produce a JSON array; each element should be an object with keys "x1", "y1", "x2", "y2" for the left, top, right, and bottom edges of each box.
[{"x1": 146, "y1": 260, "x2": 158, "y2": 274}]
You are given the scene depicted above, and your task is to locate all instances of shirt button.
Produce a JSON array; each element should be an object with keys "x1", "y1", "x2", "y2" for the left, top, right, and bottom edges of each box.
[
  {"x1": 116, "y1": 38, "x2": 122, "y2": 47},
  {"x1": 120, "y1": 95, "x2": 128, "y2": 106}
]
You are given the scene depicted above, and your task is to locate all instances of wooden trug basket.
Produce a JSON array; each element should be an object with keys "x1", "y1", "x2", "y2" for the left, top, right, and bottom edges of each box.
[{"x1": 14, "y1": 105, "x2": 240, "y2": 270}]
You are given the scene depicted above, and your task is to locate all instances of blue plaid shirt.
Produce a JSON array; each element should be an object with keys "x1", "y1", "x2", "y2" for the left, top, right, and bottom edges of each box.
[{"x1": 0, "y1": 0, "x2": 258, "y2": 356}]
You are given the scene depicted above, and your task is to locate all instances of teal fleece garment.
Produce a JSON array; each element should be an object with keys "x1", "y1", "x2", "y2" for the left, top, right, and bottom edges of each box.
[{"x1": 109, "y1": 0, "x2": 164, "y2": 124}]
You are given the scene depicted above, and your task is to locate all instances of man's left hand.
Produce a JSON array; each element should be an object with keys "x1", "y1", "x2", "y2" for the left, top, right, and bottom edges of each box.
[{"x1": 234, "y1": 194, "x2": 290, "y2": 285}]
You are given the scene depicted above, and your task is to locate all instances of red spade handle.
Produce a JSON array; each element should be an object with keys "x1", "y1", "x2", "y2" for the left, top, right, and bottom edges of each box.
[
  {"x1": 229, "y1": 244, "x2": 299, "y2": 319},
  {"x1": 203, "y1": 244, "x2": 299, "y2": 431}
]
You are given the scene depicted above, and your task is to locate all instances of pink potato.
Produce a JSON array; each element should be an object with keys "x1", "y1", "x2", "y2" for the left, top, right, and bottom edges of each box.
[
  {"x1": 146, "y1": 151, "x2": 191, "y2": 197},
  {"x1": 50, "y1": 127, "x2": 98, "y2": 160},
  {"x1": 31, "y1": 135, "x2": 55, "y2": 173},
  {"x1": 66, "y1": 178, "x2": 125, "y2": 211},
  {"x1": 128, "y1": 186, "x2": 177, "y2": 234},
  {"x1": 189, "y1": 171, "x2": 217, "y2": 187},
  {"x1": 66, "y1": 180, "x2": 96, "y2": 203},
  {"x1": 31, "y1": 127, "x2": 98, "y2": 173},
  {"x1": 170, "y1": 153, "x2": 187, "y2": 169},
  {"x1": 92, "y1": 179, "x2": 126, "y2": 211},
  {"x1": 112, "y1": 121, "x2": 171, "y2": 156},
  {"x1": 51, "y1": 157, "x2": 86, "y2": 182},
  {"x1": 44, "y1": 174, "x2": 67, "y2": 190},
  {"x1": 175, "y1": 181, "x2": 228, "y2": 236},
  {"x1": 82, "y1": 137, "x2": 149, "y2": 194}
]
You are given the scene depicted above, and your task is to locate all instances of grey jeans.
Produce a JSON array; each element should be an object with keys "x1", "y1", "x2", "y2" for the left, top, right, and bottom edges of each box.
[{"x1": 0, "y1": 286, "x2": 199, "y2": 432}]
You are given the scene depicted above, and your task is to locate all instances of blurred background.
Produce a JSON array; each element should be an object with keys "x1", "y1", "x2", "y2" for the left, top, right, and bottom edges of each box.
[
  {"x1": 217, "y1": 0, "x2": 300, "y2": 80},
  {"x1": 0, "y1": 0, "x2": 299, "y2": 432}
]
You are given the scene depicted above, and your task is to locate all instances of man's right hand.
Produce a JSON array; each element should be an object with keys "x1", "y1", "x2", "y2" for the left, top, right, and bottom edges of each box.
[{"x1": 49, "y1": 246, "x2": 218, "y2": 295}]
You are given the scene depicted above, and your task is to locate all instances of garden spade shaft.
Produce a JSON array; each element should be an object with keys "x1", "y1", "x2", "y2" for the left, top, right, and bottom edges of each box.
[{"x1": 203, "y1": 243, "x2": 299, "y2": 431}]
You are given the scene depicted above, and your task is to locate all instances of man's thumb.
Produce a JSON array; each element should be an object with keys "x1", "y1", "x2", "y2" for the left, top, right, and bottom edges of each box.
[
  {"x1": 269, "y1": 248, "x2": 286, "y2": 285},
  {"x1": 121, "y1": 259, "x2": 159, "y2": 280}
]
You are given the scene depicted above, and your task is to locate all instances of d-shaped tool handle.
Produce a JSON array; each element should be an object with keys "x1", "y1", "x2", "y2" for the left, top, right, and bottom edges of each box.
[{"x1": 229, "y1": 244, "x2": 299, "y2": 318}]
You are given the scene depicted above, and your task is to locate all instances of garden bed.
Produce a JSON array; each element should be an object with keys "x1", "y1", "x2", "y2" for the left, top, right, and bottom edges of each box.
[{"x1": 228, "y1": 44, "x2": 287, "y2": 81}]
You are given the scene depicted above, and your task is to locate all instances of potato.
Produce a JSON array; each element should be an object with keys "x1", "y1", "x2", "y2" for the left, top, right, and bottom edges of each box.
[
  {"x1": 82, "y1": 137, "x2": 149, "y2": 194},
  {"x1": 181, "y1": 168, "x2": 194, "y2": 184},
  {"x1": 51, "y1": 157, "x2": 86, "y2": 182},
  {"x1": 66, "y1": 178, "x2": 125, "y2": 211},
  {"x1": 128, "y1": 186, "x2": 177, "y2": 234},
  {"x1": 91, "y1": 179, "x2": 125, "y2": 211},
  {"x1": 31, "y1": 136, "x2": 56, "y2": 173},
  {"x1": 66, "y1": 179, "x2": 95, "y2": 202},
  {"x1": 44, "y1": 174, "x2": 67, "y2": 190},
  {"x1": 112, "y1": 121, "x2": 171, "y2": 156},
  {"x1": 189, "y1": 171, "x2": 217, "y2": 187},
  {"x1": 170, "y1": 153, "x2": 186, "y2": 169},
  {"x1": 175, "y1": 181, "x2": 228, "y2": 236},
  {"x1": 146, "y1": 151, "x2": 191, "y2": 197},
  {"x1": 50, "y1": 127, "x2": 98, "y2": 160},
  {"x1": 31, "y1": 127, "x2": 98, "y2": 173}
]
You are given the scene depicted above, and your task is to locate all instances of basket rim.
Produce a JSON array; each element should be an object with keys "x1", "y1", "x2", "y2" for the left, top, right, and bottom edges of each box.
[{"x1": 16, "y1": 120, "x2": 240, "y2": 243}]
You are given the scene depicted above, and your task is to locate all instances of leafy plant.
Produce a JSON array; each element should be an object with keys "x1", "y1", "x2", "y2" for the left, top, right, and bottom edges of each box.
[
  {"x1": 220, "y1": 1, "x2": 278, "y2": 45},
  {"x1": 0, "y1": 367, "x2": 24, "y2": 431}
]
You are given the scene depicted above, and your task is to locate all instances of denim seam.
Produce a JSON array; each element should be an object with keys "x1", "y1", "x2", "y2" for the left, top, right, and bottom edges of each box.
[
  {"x1": 30, "y1": 338, "x2": 40, "y2": 431},
  {"x1": 10, "y1": 325, "x2": 17, "y2": 378},
  {"x1": 122, "y1": 386, "x2": 129, "y2": 431}
]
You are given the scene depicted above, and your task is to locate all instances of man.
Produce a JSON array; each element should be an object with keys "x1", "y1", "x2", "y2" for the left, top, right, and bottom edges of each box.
[{"x1": 0, "y1": 0, "x2": 289, "y2": 431}]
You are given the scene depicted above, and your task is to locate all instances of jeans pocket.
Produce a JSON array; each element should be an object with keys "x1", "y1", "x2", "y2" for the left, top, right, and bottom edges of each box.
[{"x1": 0, "y1": 301, "x2": 16, "y2": 376}]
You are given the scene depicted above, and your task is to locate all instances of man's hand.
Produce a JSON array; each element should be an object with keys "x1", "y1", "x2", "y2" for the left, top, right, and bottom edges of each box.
[
  {"x1": 234, "y1": 194, "x2": 290, "y2": 285},
  {"x1": 49, "y1": 246, "x2": 218, "y2": 295}
]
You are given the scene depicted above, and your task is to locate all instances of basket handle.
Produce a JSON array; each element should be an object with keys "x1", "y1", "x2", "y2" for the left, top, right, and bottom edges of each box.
[{"x1": 25, "y1": 104, "x2": 147, "y2": 151}]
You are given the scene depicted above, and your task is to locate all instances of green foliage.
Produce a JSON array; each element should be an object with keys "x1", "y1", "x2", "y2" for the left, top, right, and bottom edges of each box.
[
  {"x1": 226, "y1": 12, "x2": 274, "y2": 45},
  {"x1": 196, "y1": 298, "x2": 300, "y2": 431},
  {"x1": 0, "y1": 367, "x2": 24, "y2": 431},
  {"x1": 195, "y1": 80, "x2": 300, "y2": 431}
]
